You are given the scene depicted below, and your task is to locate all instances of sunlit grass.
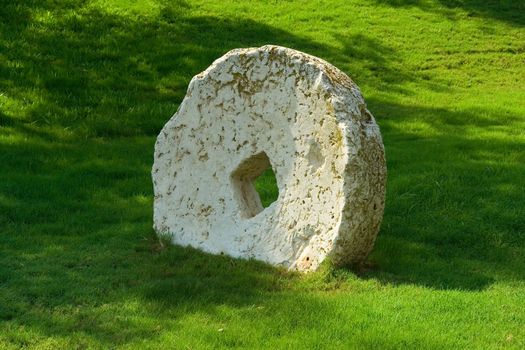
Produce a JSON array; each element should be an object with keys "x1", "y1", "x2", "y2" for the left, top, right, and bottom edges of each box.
[{"x1": 1, "y1": 0, "x2": 524, "y2": 348}]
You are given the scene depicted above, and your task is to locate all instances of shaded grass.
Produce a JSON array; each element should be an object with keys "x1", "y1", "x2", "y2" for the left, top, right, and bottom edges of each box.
[{"x1": 1, "y1": 0, "x2": 524, "y2": 348}]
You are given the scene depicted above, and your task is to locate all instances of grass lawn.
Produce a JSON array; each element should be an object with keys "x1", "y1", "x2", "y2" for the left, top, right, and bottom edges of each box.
[{"x1": 1, "y1": 0, "x2": 524, "y2": 348}]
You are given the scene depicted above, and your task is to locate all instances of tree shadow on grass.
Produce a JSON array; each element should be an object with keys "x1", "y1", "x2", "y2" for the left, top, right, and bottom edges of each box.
[
  {"x1": 373, "y1": 0, "x2": 524, "y2": 26},
  {"x1": 0, "y1": 0, "x2": 524, "y2": 346},
  {"x1": 0, "y1": 2, "x2": 419, "y2": 138}
]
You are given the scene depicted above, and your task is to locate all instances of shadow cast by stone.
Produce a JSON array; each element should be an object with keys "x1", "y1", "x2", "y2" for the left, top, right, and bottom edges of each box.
[{"x1": 360, "y1": 98, "x2": 525, "y2": 290}]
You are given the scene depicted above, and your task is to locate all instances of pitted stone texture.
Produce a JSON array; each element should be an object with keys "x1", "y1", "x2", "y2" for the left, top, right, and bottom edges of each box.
[{"x1": 152, "y1": 45, "x2": 386, "y2": 272}]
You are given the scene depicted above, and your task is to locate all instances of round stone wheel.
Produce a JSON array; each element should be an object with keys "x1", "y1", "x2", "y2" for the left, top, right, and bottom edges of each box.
[{"x1": 152, "y1": 45, "x2": 386, "y2": 272}]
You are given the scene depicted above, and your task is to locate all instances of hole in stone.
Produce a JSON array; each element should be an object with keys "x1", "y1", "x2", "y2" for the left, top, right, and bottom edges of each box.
[
  {"x1": 254, "y1": 167, "x2": 279, "y2": 208},
  {"x1": 231, "y1": 152, "x2": 279, "y2": 219}
]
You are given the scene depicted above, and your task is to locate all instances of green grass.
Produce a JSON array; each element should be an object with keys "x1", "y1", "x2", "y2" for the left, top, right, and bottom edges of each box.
[
  {"x1": 255, "y1": 168, "x2": 279, "y2": 208},
  {"x1": 1, "y1": 0, "x2": 524, "y2": 348}
]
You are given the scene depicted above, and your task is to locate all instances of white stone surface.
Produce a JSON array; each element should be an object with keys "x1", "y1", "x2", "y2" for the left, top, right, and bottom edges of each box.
[{"x1": 152, "y1": 45, "x2": 386, "y2": 272}]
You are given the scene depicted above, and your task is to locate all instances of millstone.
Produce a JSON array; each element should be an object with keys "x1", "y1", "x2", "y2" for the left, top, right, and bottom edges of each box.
[{"x1": 152, "y1": 45, "x2": 386, "y2": 272}]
